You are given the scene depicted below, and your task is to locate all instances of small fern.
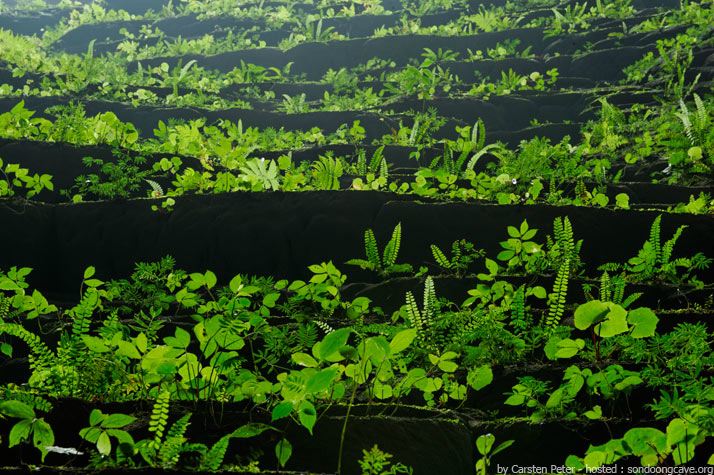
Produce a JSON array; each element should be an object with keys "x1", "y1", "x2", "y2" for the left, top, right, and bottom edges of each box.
[
  {"x1": 148, "y1": 391, "x2": 171, "y2": 448},
  {"x1": 382, "y1": 222, "x2": 402, "y2": 267},
  {"x1": 346, "y1": 223, "x2": 411, "y2": 276},
  {"x1": 509, "y1": 285, "x2": 529, "y2": 334},
  {"x1": 404, "y1": 277, "x2": 437, "y2": 348},
  {"x1": 200, "y1": 434, "x2": 232, "y2": 471},
  {"x1": 145, "y1": 179, "x2": 164, "y2": 197}
]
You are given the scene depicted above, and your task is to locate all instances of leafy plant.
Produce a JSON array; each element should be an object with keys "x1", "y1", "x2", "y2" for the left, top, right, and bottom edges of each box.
[
  {"x1": 0, "y1": 399, "x2": 54, "y2": 462},
  {"x1": 475, "y1": 434, "x2": 514, "y2": 475}
]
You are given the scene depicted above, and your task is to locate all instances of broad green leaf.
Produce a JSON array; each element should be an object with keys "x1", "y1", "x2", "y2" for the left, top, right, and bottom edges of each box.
[
  {"x1": 204, "y1": 270, "x2": 217, "y2": 289},
  {"x1": 298, "y1": 401, "x2": 317, "y2": 435},
  {"x1": 318, "y1": 328, "x2": 351, "y2": 361},
  {"x1": 134, "y1": 333, "x2": 147, "y2": 354},
  {"x1": 83, "y1": 266, "x2": 96, "y2": 279},
  {"x1": 666, "y1": 418, "x2": 695, "y2": 447},
  {"x1": 232, "y1": 423, "x2": 276, "y2": 438},
  {"x1": 584, "y1": 451, "x2": 605, "y2": 469},
  {"x1": 275, "y1": 438, "x2": 292, "y2": 467},
  {"x1": 627, "y1": 307, "x2": 658, "y2": 338},
  {"x1": 476, "y1": 434, "x2": 495, "y2": 456},
  {"x1": 595, "y1": 304, "x2": 628, "y2": 337},
  {"x1": 574, "y1": 300, "x2": 609, "y2": 330},
  {"x1": 116, "y1": 340, "x2": 141, "y2": 359},
  {"x1": 584, "y1": 405, "x2": 602, "y2": 420},
  {"x1": 96, "y1": 431, "x2": 111, "y2": 455},
  {"x1": 103, "y1": 414, "x2": 136, "y2": 429},
  {"x1": 82, "y1": 335, "x2": 109, "y2": 353},
  {"x1": 271, "y1": 402, "x2": 293, "y2": 422},
  {"x1": 624, "y1": 427, "x2": 666, "y2": 456},
  {"x1": 89, "y1": 409, "x2": 106, "y2": 426},
  {"x1": 8, "y1": 419, "x2": 32, "y2": 447},
  {"x1": 292, "y1": 352, "x2": 318, "y2": 368},
  {"x1": 305, "y1": 368, "x2": 337, "y2": 394},
  {"x1": 0, "y1": 400, "x2": 35, "y2": 419},
  {"x1": 467, "y1": 365, "x2": 493, "y2": 390},
  {"x1": 389, "y1": 328, "x2": 416, "y2": 354}
]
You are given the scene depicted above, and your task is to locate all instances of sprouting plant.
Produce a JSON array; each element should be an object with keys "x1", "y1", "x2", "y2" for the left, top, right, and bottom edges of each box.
[
  {"x1": 346, "y1": 222, "x2": 413, "y2": 276},
  {"x1": 475, "y1": 434, "x2": 514, "y2": 475},
  {"x1": 358, "y1": 444, "x2": 413, "y2": 474},
  {"x1": 496, "y1": 219, "x2": 545, "y2": 273}
]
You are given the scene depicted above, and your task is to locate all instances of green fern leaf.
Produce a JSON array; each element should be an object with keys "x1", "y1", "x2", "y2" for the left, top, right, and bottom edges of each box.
[{"x1": 382, "y1": 222, "x2": 402, "y2": 267}]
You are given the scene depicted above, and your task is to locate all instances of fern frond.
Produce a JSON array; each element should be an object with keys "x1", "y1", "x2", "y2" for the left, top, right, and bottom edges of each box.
[
  {"x1": 0, "y1": 323, "x2": 55, "y2": 371},
  {"x1": 544, "y1": 260, "x2": 569, "y2": 334},
  {"x1": 431, "y1": 244, "x2": 452, "y2": 269},
  {"x1": 382, "y1": 222, "x2": 402, "y2": 267},
  {"x1": 201, "y1": 434, "x2": 232, "y2": 471},
  {"x1": 356, "y1": 149, "x2": 367, "y2": 175},
  {"x1": 649, "y1": 215, "x2": 662, "y2": 265},
  {"x1": 621, "y1": 292, "x2": 642, "y2": 309},
  {"x1": 510, "y1": 285, "x2": 529, "y2": 333},
  {"x1": 364, "y1": 229, "x2": 381, "y2": 268},
  {"x1": 423, "y1": 276, "x2": 435, "y2": 322},
  {"x1": 661, "y1": 224, "x2": 687, "y2": 266},
  {"x1": 369, "y1": 145, "x2": 385, "y2": 173},
  {"x1": 149, "y1": 391, "x2": 171, "y2": 447},
  {"x1": 314, "y1": 320, "x2": 334, "y2": 334},
  {"x1": 145, "y1": 179, "x2": 164, "y2": 197}
]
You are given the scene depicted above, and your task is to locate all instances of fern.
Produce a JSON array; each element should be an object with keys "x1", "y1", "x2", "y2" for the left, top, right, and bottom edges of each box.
[
  {"x1": 364, "y1": 229, "x2": 381, "y2": 269},
  {"x1": 548, "y1": 216, "x2": 581, "y2": 273},
  {"x1": 149, "y1": 391, "x2": 171, "y2": 448},
  {"x1": 369, "y1": 145, "x2": 385, "y2": 173},
  {"x1": 292, "y1": 323, "x2": 319, "y2": 351},
  {"x1": 314, "y1": 319, "x2": 334, "y2": 334},
  {"x1": 0, "y1": 323, "x2": 55, "y2": 371},
  {"x1": 431, "y1": 244, "x2": 452, "y2": 269},
  {"x1": 145, "y1": 179, "x2": 164, "y2": 197},
  {"x1": 676, "y1": 93, "x2": 708, "y2": 146},
  {"x1": 356, "y1": 149, "x2": 367, "y2": 175},
  {"x1": 509, "y1": 285, "x2": 529, "y2": 334},
  {"x1": 544, "y1": 259, "x2": 569, "y2": 334},
  {"x1": 201, "y1": 434, "x2": 231, "y2": 471},
  {"x1": 382, "y1": 222, "x2": 402, "y2": 267},
  {"x1": 404, "y1": 277, "x2": 437, "y2": 348},
  {"x1": 0, "y1": 387, "x2": 53, "y2": 413},
  {"x1": 346, "y1": 223, "x2": 411, "y2": 275},
  {"x1": 158, "y1": 412, "x2": 192, "y2": 468},
  {"x1": 661, "y1": 223, "x2": 687, "y2": 266},
  {"x1": 650, "y1": 215, "x2": 662, "y2": 264},
  {"x1": 312, "y1": 155, "x2": 343, "y2": 190}
]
